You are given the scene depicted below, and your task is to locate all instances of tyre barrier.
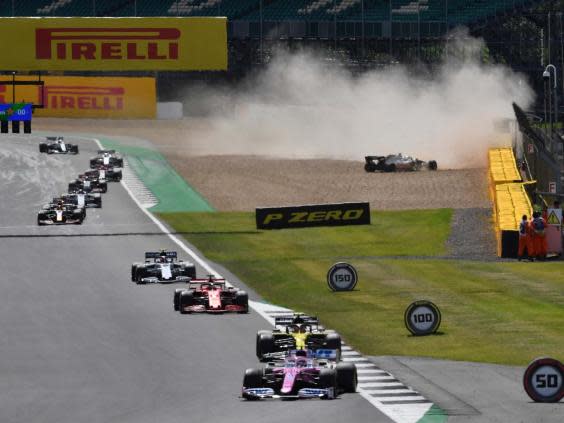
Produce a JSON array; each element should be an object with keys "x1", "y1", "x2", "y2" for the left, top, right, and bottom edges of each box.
[{"x1": 488, "y1": 148, "x2": 532, "y2": 258}]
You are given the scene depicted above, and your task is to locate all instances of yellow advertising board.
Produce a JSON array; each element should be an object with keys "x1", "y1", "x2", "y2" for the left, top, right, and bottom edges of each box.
[
  {"x1": 0, "y1": 76, "x2": 156, "y2": 118},
  {"x1": 0, "y1": 17, "x2": 227, "y2": 71}
]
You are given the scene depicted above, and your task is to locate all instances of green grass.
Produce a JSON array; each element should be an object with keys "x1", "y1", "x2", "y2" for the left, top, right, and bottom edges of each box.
[{"x1": 159, "y1": 210, "x2": 564, "y2": 365}]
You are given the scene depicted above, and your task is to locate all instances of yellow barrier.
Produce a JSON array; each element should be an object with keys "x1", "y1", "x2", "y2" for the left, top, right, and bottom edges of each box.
[
  {"x1": 0, "y1": 76, "x2": 155, "y2": 119},
  {"x1": 0, "y1": 17, "x2": 227, "y2": 71},
  {"x1": 488, "y1": 147, "x2": 532, "y2": 257}
]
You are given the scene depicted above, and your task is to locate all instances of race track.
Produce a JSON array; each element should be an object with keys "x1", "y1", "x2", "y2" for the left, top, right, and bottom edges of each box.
[{"x1": 0, "y1": 135, "x2": 394, "y2": 423}]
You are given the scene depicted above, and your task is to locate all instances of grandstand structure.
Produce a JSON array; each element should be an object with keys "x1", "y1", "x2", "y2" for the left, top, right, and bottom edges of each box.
[
  {"x1": 0, "y1": 1, "x2": 560, "y2": 103},
  {"x1": 0, "y1": 1, "x2": 537, "y2": 39}
]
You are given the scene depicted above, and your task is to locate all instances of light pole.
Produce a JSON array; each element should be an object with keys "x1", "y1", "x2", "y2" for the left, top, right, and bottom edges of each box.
[{"x1": 544, "y1": 64, "x2": 558, "y2": 143}]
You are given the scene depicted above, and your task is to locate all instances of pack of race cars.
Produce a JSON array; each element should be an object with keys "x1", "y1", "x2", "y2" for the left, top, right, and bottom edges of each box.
[
  {"x1": 37, "y1": 136, "x2": 123, "y2": 225},
  {"x1": 38, "y1": 136, "x2": 357, "y2": 402}
]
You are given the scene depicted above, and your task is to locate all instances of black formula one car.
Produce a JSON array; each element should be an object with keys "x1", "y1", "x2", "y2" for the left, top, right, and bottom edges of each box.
[
  {"x1": 256, "y1": 314, "x2": 342, "y2": 361},
  {"x1": 131, "y1": 250, "x2": 196, "y2": 284},
  {"x1": 38, "y1": 203, "x2": 85, "y2": 225},
  {"x1": 364, "y1": 154, "x2": 437, "y2": 172},
  {"x1": 83, "y1": 165, "x2": 122, "y2": 182},
  {"x1": 90, "y1": 150, "x2": 123, "y2": 169},
  {"x1": 39, "y1": 137, "x2": 79, "y2": 154},
  {"x1": 56, "y1": 192, "x2": 102, "y2": 208},
  {"x1": 68, "y1": 175, "x2": 107, "y2": 194},
  {"x1": 173, "y1": 276, "x2": 249, "y2": 314}
]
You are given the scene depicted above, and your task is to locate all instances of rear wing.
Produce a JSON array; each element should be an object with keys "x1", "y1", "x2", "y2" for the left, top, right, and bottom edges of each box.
[
  {"x1": 274, "y1": 314, "x2": 319, "y2": 328},
  {"x1": 365, "y1": 156, "x2": 385, "y2": 163},
  {"x1": 188, "y1": 278, "x2": 226, "y2": 288},
  {"x1": 97, "y1": 149, "x2": 116, "y2": 155},
  {"x1": 145, "y1": 251, "x2": 177, "y2": 259},
  {"x1": 46, "y1": 136, "x2": 63, "y2": 141}
]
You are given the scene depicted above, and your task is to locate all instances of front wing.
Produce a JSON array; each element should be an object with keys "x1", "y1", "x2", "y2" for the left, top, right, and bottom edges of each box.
[{"x1": 242, "y1": 387, "x2": 335, "y2": 400}]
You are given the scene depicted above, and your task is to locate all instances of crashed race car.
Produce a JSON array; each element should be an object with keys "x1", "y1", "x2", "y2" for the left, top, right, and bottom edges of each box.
[
  {"x1": 68, "y1": 175, "x2": 107, "y2": 194},
  {"x1": 256, "y1": 314, "x2": 342, "y2": 361},
  {"x1": 173, "y1": 275, "x2": 249, "y2": 314},
  {"x1": 56, "y1": 192, "x2": 102, "y2": 209},
  {"x1": 131, "y1": 250, "x2": 196, "y2": 284},
  {"x1": 39, "y1": 136, "x2": 79, "y2": 154},
  {"x1": 364, "y1": 154, "x2": 437, "y2": 172},
  {"x1": 242, "y1": 349, "x2": 357, "y2": 400},
  {"x1": 83, "y1": 166, "x2": 122, "y2": 182},
  {"x1": 38, "y1": 202, "x2": 85, "y2": 225},
  {"x1": 90, "y1": 150, "x2": 123, "y2": 169}
]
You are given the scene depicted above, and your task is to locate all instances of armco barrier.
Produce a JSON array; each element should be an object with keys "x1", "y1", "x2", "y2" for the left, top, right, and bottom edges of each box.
[
  {"x1": 488, "y1": 147, "x2": 533, "y2": 257},
  {"x1": 0, "y1": 76, "x2": 155, "y2": 119}
]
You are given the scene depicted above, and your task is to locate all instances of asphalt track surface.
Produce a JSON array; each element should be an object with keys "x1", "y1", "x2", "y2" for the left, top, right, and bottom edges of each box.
[{"x1": 0, "y1": 136, "x2": 394, "y2": 423}]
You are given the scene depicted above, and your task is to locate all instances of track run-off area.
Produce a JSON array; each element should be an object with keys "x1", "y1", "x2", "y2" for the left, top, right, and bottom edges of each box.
[{"x1": 0, "y1": 134, "x2": 440, "y2": 423}]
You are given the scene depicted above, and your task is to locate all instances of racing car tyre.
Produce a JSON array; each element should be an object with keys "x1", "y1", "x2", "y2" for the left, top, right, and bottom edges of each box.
[
  {"x1": 428, "y1": 160, "x2": 438, "y2": 171},
  {"x1": 364, "y1": 163, "x2": 376, "y2": 172},
  {"x1": 180, "y1": 264, "x2": 196, "y2": 279},
  {"x1": 256, "y1": 332, "x2": 275, "y2": 360},
  {"x1": 336, "y1": 362, "x2": 358, "y2": 393},
  {"x1": 234, "y1": 291, "x2": 249, "y2": 314},
  {"x1": 324, "y1": 333, "x2": 342, "y2": 352},
  {"x1": 133, "y1": 265, "x2": 146, "y2": 282},
  {"x1": 243, "y1": 368, "x2": 264, "y2": 390},
  {"x1": 319, "y1": 369, "x2": 338, "y2": 391},
  {"x1": 89, "y1": 159, "x2": 96, "y2": 169},
  {"x1": 39, "y1": 143, "x2": 47, "y2": 153},
  {"x1": 384, "y1": 163, "x2": 396, "y2": 172},
  {"x1": 68, "y1": 183, "x2": 77, "y2": 193},
  {"x1": 173, "y1": 289, "x2": 184, "y2": 311},
  {"x1": 100, "y1": 183, "x2": 108, "y2": 193},
  {"x1": 131, "y1": 264, "x2": 140, "y2": 282},
  {"x1": 179, "y1": 290, "x2": 194, "y2": 314},
  {"x1": 70, "y1": 145, "x2": 79, "y2": 154}
]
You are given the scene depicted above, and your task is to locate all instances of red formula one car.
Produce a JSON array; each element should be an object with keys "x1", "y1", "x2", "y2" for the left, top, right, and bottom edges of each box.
[{"x1": 173, "y1": 276, "x2": 249, "y2": 314}]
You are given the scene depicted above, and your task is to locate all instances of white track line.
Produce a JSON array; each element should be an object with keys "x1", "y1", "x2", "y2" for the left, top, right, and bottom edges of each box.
[{"x1": 89, "y1": 137, "x2": 434, "y2": 423}]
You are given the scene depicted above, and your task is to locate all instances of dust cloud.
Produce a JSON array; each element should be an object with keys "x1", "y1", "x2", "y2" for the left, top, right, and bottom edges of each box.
[{"x1": 184, "y1": 31, "x2": 533, "y2": 168}]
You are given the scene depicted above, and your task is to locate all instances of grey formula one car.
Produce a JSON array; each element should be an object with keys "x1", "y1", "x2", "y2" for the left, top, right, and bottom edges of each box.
[
  {"x1": 39, "y1": 137, "x2": 79, "y2": 154},
  {"x1": 364, "y1": 154, "x2": 437, "y2": 172},
  {"x1": 68, "y1": 175, "x2": 107, "y2": 194},
  {"x1": 56, "y1": 192, "x2": 102, "y2": 208},
  {"x1": 131, "y1": 250, "x2": 196, "y2": 284},
  {"x1": 90, "y1": 150, "x2": 123, "y2": 169},
  {"x1": 83, "y1": 166, "x2": 122, "y2": 182}
]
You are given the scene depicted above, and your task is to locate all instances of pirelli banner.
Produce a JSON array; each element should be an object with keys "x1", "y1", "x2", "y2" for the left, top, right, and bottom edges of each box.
[
  {"x1": 0, "y1": 17, "x2": 227, "y2": 71},
  {"x1": 0, "y1": 76, "x2": 155, "y2": 118},
  {"x1": 256, "y1": 202, "x2": 371, "y2": 230}
]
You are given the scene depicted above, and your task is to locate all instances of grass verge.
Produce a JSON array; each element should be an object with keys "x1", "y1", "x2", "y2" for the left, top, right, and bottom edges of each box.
[{"x1": 159, "y1": 210, "x2": 564, "y2": 365}]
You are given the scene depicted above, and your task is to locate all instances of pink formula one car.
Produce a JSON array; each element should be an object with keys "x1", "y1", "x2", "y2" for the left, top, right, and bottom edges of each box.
[{"x1": 242, "y1": 350, "x2": 357, "y2": 400}]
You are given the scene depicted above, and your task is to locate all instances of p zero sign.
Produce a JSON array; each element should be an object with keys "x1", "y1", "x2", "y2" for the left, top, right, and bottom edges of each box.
[
  {"x1": 0, "y1": 17, "x2": 227, "y2": 71},
  {"x1": 0, "y1": 76, "x2": 156, "y2": 119},
  {"x1": 256, "y1": 202, "x2": 370, "y2": 230}
]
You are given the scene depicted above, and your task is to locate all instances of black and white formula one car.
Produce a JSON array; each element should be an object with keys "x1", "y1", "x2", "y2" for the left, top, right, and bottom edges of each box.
[
  {"x1": 90, "y1": 150, "x2": 123, "y2": 169},
  {"x1": 56, "y1": 192, "x2": 102, "y2": 208},
  {"x1": 39, "y1": 137, "x2": 79, "y2": 154},
  {"x1": 364, "y1": 154, "x2": 437, "y2": 172},
  {"x1": 83, "y1": 165, "x2": 122, "y2": 182},
  {"x1": 38, "y1": 202, "x2": 85, "y2": 225},
  {"x1": 68, "y1": 175, "x2": 107, "y2": 194},
  {"x1": 131, "y1": 250, "x2": 196, "y2": 284}
]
